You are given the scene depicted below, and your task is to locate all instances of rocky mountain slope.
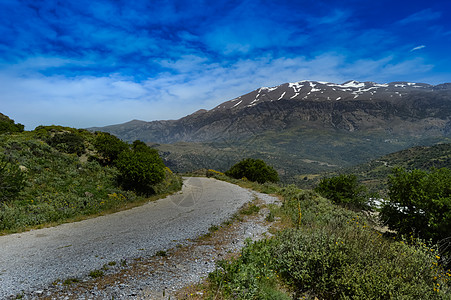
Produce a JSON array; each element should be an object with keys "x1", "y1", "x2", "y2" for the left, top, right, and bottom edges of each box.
[
  {"x1": 91, "y1": 80, "x2": 451, "y2": 179},
  {"x1": 91, "y1": 80, "x2": 451, "y2": 143}
]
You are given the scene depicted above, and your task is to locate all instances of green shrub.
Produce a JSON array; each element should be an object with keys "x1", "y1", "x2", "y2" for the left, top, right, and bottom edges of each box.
[
  {"x1": 240, "y1": 203, "x2": 260, "y2": 215},
  {"x1": 225, "y1": 158, "x2": 279, "y2": 184},
  {"x1": 0, "y1": 114, "x2": 24, "y2": 133},
  {"x1": 0, "y1": 155, "x2": 26, "y2": 203},
  {"x1": 314, "y1": 174, "x2": 368, "y2": 209},
  {"x1": 208, "y1": 184, "x2": 450, "y2": 299},
  {"x1": 47, "y1": 132, "x2": 85, "y2": 156},
  {"x1": 93, "y1": 132, "x2": 128, "y2": 164},
  {"x1": 116, "y1": 148, "x2": 165, "y2": 195},
  {"x1": 272, "y1": 226, "x2": 447, "y2": 299},
  {"x1": 208, "y1": 239, "x2": 289, "y2": 299},
  {"x1": 380, "y1": 167, "x2": 451, "y2": 244}
]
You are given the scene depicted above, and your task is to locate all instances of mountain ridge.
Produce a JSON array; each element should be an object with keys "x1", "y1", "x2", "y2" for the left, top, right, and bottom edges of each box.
[
  {"x1": 90, "y1": 79, "x2": 451, "y2": 179},
  {"x1": 90, "y1": 79, "x2": 451, "y2": 143}
]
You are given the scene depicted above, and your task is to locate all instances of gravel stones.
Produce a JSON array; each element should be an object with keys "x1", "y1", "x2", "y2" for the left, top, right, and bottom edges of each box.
[{"x1": 0, "y1": 178, "x2": 279, "y2": 299}]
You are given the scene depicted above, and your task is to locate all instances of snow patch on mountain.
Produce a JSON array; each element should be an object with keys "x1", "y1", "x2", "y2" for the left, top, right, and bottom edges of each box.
[
  {"x1": 212, "y1": 79, "x2": 440, "y2": 112},
  {"x1": 261, "y1": 86, "x2": 278, "y2": 92},
  {"x1": 277, "y1": 91, "x2": 286, "y2": 100},
  {"x1": 341, "y1": 80, "x2": 365, "y2": 88},
  {"x1": 232, "y1": 100, "x2": 243, "y2": 108},
  {"x1": 309, "y1": 81, "x2": 321, "y2": 92}
]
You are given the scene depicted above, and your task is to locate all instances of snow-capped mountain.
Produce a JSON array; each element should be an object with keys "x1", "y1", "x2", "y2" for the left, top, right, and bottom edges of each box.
[
  {"x1": 91, "y1": 80, "x2": 451, "y2": 144},
  {"x1": 212, "y1": 80, "x2": 442, "y2": 111}
]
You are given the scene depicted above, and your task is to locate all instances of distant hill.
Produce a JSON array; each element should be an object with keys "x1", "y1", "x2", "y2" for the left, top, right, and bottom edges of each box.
[{"x1": 90, "y1": 80, "x2": 451, "y2": 179}]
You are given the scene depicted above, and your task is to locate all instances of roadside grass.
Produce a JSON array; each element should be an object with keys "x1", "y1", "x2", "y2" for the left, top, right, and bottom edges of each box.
[
  {"x1": 196, "y1": 179, "x2": 451, "y2": 299},
  {"x1": 88, "y1": 269, "x2": 104, "y2": 278},
  {"x1": 0, "y1": 131, "x2": 182, "y2": 234}
]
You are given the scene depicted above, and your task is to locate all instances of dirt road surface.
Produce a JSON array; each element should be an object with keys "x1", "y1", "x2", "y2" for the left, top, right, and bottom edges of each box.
[{"x1": 0, "y1": 177, "x2": 262, "y2": 298}]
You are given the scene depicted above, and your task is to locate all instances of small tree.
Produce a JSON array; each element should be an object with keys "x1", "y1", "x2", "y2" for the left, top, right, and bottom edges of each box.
[
  {"x1": 116, "y1": 145, "x2": 165, "y2": 195},
  {"x1": 225, "y1": 158, "x2": 279, "y2": 184},
  {"x1": 0, "y1": 155, "x2": 26, "y2": 203},
  {"x1": 93, "y1": 132, "x2": 128, "y2": 165},
  {"x1": 314, "y1": 174, "x2": 368, "y2": 209},
  {"x1": 380, "y1": 167, "x2": 451, "y2": 244}
]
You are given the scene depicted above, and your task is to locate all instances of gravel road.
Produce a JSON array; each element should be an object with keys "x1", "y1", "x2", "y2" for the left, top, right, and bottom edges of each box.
[{"x1": 0, "y1": 177, "x2": 262, "y2": 298}]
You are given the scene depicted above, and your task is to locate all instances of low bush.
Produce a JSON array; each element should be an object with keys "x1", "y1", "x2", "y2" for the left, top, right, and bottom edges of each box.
[
  {"x1": 225, "y1": 158, "x2": 279, "y2": 184},
  {"x1": 314, "y1": 174, "x2": 369, "y2": 209},
  {"x1": 273, "y1": 226, "x2": 446, "y2": 299},
  {"x1": 208, "y1": 239, "x2": 290, "y2": 299},
  {"x1": 0, "y1": 155, "x2": 26, "y2": 203},
  {"x1": 47, "y1": 132, "x2": 86, "y2": 156}
]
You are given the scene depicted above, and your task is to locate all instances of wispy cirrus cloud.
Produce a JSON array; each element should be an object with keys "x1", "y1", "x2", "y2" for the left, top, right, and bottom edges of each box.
[
  {"x1": 410, "y1": 45, "x2": 426, "y2": 52},
  {"x1": 398, "y1": 8, "x2": 442, "y2": 25}
]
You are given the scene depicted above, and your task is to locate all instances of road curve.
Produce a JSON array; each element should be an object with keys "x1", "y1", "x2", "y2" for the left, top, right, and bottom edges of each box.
[{"x1": 0, "y1": 177, "x2": 256, "y2": 298}]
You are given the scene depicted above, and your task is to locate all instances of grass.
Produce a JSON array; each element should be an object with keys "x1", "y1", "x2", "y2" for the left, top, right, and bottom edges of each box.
[
  {"x1": 88, "y1": 269, "x2": 104, "y2": 278},
  {"x1": 239, "y1": 203, "x2": 260, "y2": 215},
  {"x1": 62, "y1": 277, "x2": 80, "y2": 285}
]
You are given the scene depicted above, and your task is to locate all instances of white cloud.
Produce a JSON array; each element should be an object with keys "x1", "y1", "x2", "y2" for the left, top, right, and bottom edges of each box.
[
  {"x1": 398, "y1": 9, "x2": 442, "y2": 25},
  {"x1": 0, "y1": 53, "x2": 442, "y2": 130},
  {"x1": 410, "y1": 45, "x2": 426, "y2": 52}
]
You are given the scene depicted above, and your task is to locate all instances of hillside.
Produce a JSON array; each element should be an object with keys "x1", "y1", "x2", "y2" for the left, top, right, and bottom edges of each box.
[
  {"x1": 0, "y1": 121, "x2": 181, "y2": 233},
  {"x1": 346, "y1": 143, "x2": 451, "y2": 193},
  {"x1": 91, "y1": 80, "x2": 451, "y2": 181},
  {"x1": 291, "y1": 142, "x2": 451, "y2": 192}
]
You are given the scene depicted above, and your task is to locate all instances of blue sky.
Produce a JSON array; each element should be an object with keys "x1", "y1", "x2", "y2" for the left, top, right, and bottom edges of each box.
[{"x1": 1, "y1": 0, "x2": 450, "y2": 129}]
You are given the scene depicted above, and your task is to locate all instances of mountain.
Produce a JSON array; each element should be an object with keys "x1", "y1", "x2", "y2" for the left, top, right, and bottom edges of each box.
[
  {"x1": 90, "y1": 80, "x2": 451, "y2": 180},
  {"x1": 91, "y1": 80, "x2": 451, "y2": 142}
]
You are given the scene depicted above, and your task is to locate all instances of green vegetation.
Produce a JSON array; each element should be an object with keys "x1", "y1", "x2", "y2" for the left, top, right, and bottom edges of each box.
[
  {"x1": 0, "y1": 154, "x2": 26, "y2": 203},
  {"x1": 380, "y1": 167, "x2": 451, "y2": 245},
  {"x1": 155, "y1": 250, "x2": 167, "y2": 257},
  {"x1": 225, "y1": 158, "x2": 279, "y2": 183},
  {"x1": 88, "y1": 269, "x2": 104, "y2": 278},
  {"x1": 62, "y1": 277, "x2": 80, "y2": 285},
  {"x1": 239, "y1": 203, "x2": 261, "y2": 215},
  {"x1": 204, "y1": 183, "x2": 450, "y2": 299},
  {"x1": 314, "y1": 174, "x2": 369, "y2": 209},
  {"x1": 0, "y1": 121, "x2": 182, "y2": 233},
  {"x1": 116, "y1": 144, "x2": 165, "y2": 195},
  {"x1": 0, "y1": 113, "x2": 24, "y2": 134},
  {"x1": 340, "y1": 143, "x2": 451, "y2": 194},
  {"x1": 46, "y1": 132, "x2": 86, "y2": 156},
  {"x1": 93, "y1": 132, "x2": 129, "y2": 165}
]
